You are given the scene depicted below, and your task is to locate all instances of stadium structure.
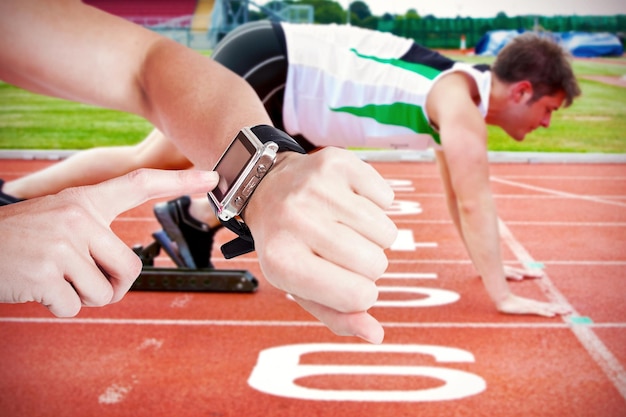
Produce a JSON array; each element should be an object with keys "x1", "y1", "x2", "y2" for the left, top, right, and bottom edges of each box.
[{"x1": 84, "y1": 0, "x2": 314, "y2": 49}]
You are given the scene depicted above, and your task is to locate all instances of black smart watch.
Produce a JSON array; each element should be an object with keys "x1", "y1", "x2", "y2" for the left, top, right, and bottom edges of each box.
[{"x1": 207, "y1": 125, "x2": 306, "y2": 258}]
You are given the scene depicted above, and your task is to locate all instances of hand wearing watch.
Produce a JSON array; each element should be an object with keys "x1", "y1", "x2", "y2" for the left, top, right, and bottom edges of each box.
[{"x1": 207, "y1": 125, "x2": 306, "y2": 259}]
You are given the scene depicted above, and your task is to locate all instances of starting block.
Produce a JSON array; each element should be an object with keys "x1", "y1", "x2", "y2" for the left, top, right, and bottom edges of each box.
[{"x1": 131, "y1": 230, "x2": 258, "y2": 293}]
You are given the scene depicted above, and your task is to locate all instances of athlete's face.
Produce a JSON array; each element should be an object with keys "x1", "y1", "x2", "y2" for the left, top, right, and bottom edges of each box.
[{"x1": 504, "y1": 90, "x2": 566, "y2": 141}]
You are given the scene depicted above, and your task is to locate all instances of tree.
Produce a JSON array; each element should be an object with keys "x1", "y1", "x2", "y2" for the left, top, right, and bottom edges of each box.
[
  {"x1": 295, "y1": 0, "x2": 345, "y2": 24},
  {"x1": 349, "y1": 1, "x2": 371, "y2": 21},
  {"x1": 405, "y1": 8, "x2": 419, "y2": 19}
]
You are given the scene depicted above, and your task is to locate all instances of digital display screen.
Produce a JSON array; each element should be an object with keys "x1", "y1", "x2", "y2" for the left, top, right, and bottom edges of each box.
[{"x1": 212, "y1": 132, "x2": 256, "y2": 201}]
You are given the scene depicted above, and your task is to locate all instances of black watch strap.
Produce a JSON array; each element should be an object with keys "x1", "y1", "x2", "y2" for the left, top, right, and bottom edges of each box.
[
  {"x1": 220, "y1": 125, "x2": 306, "y2": 259},
  {"x1": 250, "y1": 125, "x2": 307, "y2": 153},
  {"x1": 221, "y1": 217, "x2": 255, "y2": 259}
]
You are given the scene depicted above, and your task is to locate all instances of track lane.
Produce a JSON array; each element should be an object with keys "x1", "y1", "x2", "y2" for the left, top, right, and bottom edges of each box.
[{"x1": 0, "y1": 158, "x2": 625, "y2": 416}]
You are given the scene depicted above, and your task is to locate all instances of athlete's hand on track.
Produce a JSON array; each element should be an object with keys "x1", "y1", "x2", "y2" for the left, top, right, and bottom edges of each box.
[
  {"x1": 496, "y1": 293, "x2": 571, "y2": 317},
  {"x1": 504, "y1": 265, "x2": 545, "y2": 281},
  {"x1": 245, "y1": 148, "x2": 398, "y2": 344},
  {"x1": 0, "y1": 169, "x2": 219, "y2": 317}
]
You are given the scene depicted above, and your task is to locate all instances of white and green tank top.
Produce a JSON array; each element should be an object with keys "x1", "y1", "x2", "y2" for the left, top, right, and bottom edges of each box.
[{"x1": 281, "y1": 22, "x2": 491, "y2": 150}]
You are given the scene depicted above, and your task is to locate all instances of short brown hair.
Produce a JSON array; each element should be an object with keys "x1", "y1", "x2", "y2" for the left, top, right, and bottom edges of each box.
[{"x1": 492, "y1": 33, "x2": 581, "y2": 107}]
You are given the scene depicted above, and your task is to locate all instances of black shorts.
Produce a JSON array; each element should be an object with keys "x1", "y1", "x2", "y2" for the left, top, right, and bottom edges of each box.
[{"x1": 212, "y1": 21, "x2": 315, "y2": 151}]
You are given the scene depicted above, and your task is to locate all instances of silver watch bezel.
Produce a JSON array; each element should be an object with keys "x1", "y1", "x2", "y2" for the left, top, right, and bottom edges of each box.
[{"x1": 208, "y1": 127, "x2": 278, "y2": 221}]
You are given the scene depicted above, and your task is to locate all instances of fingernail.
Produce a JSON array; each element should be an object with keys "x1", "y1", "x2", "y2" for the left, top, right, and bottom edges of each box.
[
  {"x1": 202, "y1": 171, "x2": 219, "y2": 182},
  {"x1": 357, "y1": 328, "x2": 385, "y2": 345}
]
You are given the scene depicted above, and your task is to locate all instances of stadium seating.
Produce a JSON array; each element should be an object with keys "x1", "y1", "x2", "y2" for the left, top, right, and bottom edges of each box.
[{"x1": 84, "y1": 0, "x2": 198, "y2": 25}]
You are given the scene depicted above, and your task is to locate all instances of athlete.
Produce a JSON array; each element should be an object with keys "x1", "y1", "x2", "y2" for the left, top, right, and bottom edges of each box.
[
  {"x1": 1, "y1": 20, "x2": 581, "y2": 319},
  {"x1": 153, "y1": 21, "x2": 580, "y2": 318},
  {"x1": 157, "y1": 21, "x2": 581, "y2": 318}
]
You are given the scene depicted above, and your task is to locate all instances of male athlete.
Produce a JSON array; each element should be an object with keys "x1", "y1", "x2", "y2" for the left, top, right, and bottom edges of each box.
[{"x1": 154, "y1": 21, "x2": 580, "y2": 318}]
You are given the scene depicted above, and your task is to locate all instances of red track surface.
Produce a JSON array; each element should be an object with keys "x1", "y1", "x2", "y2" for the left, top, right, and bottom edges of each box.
[{"x1": 1, "y1": 159, "x2": 625, "y2": 416}]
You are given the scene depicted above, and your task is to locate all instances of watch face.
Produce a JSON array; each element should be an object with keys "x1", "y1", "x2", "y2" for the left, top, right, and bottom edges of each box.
[{"x1": 212, "y1": 131, "x2": 257, "y2": 202}]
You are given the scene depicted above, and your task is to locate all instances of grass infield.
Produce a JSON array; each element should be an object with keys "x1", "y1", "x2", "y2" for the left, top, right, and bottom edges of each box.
[{"x1": 0, "y1": 52, "x2": 624, "y2": 153}]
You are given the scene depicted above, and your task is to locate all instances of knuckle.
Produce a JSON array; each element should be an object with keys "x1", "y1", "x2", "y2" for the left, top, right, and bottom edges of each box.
[
  {"x1": 50, "y1": 239, "x2": 77, "y2": 259},
  {"x1": 47, "y1": 193, "x2": 92, "y2": 227},
  {"x1": 381, "y1": 220, "x2": 399, "y2": 248},
  {"x1": 87, "y1": 287, "x2": 114, "y2": 307},
  {"x1": 258, "y1": 237, "x2": 299, "y2": 288},
  {"x1": 371, "y1": 250, "x2": 389, "y2": 278},
  {"x1": 338, "y1": 281, "x2": 378, "y2": 313},
  {"x1": 314, "y1": 147, "x2": 352, "y2": 173},
  {"x1": 355, "y1": 245, "x2": 389, "y2": 281},
  {"x1": 32, "y1": 262, "x2": 64, "y2": 292},
  {"x1": 128, "y1": 254, "x2": 143, "y2": 277},
  {"x1": 125, "y1": 168, "x2": 153, "y2": 189}
]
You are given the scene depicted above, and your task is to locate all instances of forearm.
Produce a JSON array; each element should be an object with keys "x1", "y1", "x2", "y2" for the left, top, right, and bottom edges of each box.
[
  {"x1": 139, "y1": 39, "x2": 271, "y2": 169},
  {"x1": 435, "y1": 151, "x2": 463, "y2": 238},
  {"x1": 0, "y1": 0, "x2": 270, "y2": 170},
  {"x1": 455, "y1": 193, "x2": 511, "y2": 304},
  {"x1": 439, "y1": 178, "x2": 510, "y2": 303},
  {"x1": 435, "y1": 127, "x2": 511, "y2": 305}
]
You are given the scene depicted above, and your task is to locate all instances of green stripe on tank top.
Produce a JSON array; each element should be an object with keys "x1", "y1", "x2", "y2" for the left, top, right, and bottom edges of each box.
[
  {"x1": 349, "y1": 48, "x2": 441, "y2": 80},
  {"x1": 330, "y1": 102, "x2": 441, "y2": 144},
  {"x1": 328, "y1": 48, "x2": 442, "y2": 144}
]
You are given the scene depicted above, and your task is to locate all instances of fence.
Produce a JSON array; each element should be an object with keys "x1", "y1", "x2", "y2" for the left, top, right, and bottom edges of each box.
[{"x1": 378, "y1": 15, "x2": 626, "y2": 49}]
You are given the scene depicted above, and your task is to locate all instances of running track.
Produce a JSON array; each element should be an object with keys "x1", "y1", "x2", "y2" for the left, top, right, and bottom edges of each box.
[{"x1": 0, "y1": 156, "x2": 625, "y2": 416}]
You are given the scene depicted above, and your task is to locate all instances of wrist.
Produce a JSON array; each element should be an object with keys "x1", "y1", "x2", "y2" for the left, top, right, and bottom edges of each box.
[{"x1": 208, "y1": 125, "x2": 306, "y2": 258}]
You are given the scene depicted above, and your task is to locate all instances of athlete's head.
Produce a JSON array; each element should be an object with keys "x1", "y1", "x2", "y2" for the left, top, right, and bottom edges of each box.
[
  {"x1": 492, "y1": 33, "x2": 580, "y2": 108},
  {"x1": 488, "y1": 33, "x2": 582, "y2": 141}
]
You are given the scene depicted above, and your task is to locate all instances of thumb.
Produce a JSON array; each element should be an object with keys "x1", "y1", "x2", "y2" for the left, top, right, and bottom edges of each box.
[{"x1": 77, "y1": 169, "x2": 218, "y2": 224}]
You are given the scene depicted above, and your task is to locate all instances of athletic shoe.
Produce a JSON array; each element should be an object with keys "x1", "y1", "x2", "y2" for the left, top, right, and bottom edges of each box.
[
  {"x1": 153, "y1": 196, "x2": 217, "y2": 269},
  {"x1": 0, "y1": 179, "x2": 22, "y2": 206}
]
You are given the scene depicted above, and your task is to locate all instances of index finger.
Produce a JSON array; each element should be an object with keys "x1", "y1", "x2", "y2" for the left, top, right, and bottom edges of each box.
[
  {"x1": 77, "y1": 169, "x2": 218, "y2": 224},
  {"x1": 291, "y1": 295, "x2": 385, "y2": 344}
]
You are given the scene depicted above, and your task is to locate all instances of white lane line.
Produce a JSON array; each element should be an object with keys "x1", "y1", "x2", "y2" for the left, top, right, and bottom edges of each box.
[
  {"x1": 384, "y1": 259, "x2": 626, "y2": 266},
  {"x1": 491, "y1": 176, "x2": 626, "y2": 207},
  {"x1": 536, "y1": 260, "x2": 626, "y2": 266},
  {"x1": 394, "y1": 219, "x2": 626, "y2": 227},
  {"x1": 1, "y1": 316, "x2": 624, "y2": 329},
  {"x1": 381, "y1": 272, "x2": 437, "y2": 280},
  {"x1": 498, "y1": 218, "x2": 626, "y2": 401},
  {"x1": 213, "y1": 258, "x2": 626, "y2": 267},
  {"x1": 498, "y1": 175, "x2": 626, "y2": 181},
  {"x1": 114, "y1": 217, "x2": 626, "y2": 226},
  {"x1": 503, "y1": 221, "x2": 626, "y2": 227}
]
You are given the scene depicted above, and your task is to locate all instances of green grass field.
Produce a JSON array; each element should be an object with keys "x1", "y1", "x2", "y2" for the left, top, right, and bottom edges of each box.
[{"x1": 0, "y1": 53, "x2": 624, "y2": 153}]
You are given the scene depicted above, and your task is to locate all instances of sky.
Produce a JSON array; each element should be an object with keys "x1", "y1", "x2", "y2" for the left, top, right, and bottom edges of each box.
[{"x1": 337, "y1": 0, "x2": 626, "y2": 18}]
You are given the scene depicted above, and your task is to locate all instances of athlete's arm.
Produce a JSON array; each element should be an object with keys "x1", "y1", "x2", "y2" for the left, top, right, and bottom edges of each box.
[
  {"x1": 435, "y1": 151, "x2": 543, "y2": 282},
  {"x1": 0, "y1": 0, "x2": 398, "y2": 340},
  {"x1": 434, "y1": 150, "x2": 463, "y2": 238},
  {"x1": 428, "y1": 73, "x2": 567, "y2": 317},
  {"x1": 0, "y1": 0, "x2": 270, "y2": 168}
]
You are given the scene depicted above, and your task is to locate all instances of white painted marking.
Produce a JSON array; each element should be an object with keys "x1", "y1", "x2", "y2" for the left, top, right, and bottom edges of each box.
[
  {"x1": 376, "y1": 286, "x2": 460, "y2": 307},
  {"x1": 98, "y1": 383, "x2": 132, "y2": 405},
  {"x1": 499, "y1": 174, "x2": 626, "y2": 181},
  {"x1": 395, "y1": 219, "x2": 626, "y2": 227},
  {"x1": 386, "y1": 200, "x2": 423, "y2": 216},
  {"x1": 491, "y1": 176, "x2": 626, "y2": 207},
  {"x1": 248, "y1": 343, "x2": 485, "y2": 401},
  {"x1": 386, "y1": 179, "x2": 415, "y2": 192},
  {"x1": 170, "y1": 294, "x2": 193, "y2": 308},
  {"x1": 2, "y1": 316, "x2": 624, "y2": 329},
  {"x1": 390, "y1": 229, "x2": 437, "y2": 251},
  {"x1": 498, "y1": 218, "x2": 626, "y2": 401},
  {"x1": 138, "y1": 338, "x2": 163, "y2": 350},
  {"x1": 381, "y1": 272, "x2": 437, "y2": 280}
]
